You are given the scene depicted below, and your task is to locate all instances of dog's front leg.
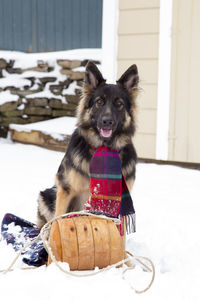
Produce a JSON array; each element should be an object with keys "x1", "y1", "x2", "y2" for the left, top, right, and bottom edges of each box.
[
  {"x1": 55, "y1": 166, "x2": 90, "y2": 217},
  {"x1": 55, "y1": 184, "x2": 76, "y2": 217}
]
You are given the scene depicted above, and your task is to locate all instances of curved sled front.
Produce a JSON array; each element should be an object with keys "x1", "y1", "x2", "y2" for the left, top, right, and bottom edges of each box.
[{"x1": 47, "y1": 215, "x2": 124, "y2": 270}]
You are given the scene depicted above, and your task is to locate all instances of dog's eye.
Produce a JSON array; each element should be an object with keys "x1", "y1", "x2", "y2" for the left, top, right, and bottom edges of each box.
[
  {"x1": 96, "y1": 98, "x2": 104, "y2": 106},
  {"x1": 115, "y1": 99, "x2": 124, "y2": 109}
]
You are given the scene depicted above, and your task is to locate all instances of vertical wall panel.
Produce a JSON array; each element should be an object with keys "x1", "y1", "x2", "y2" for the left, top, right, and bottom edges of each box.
[
  {"x1": 88, "y1": 0, "x2": 102, "y2": 48},
  {"x1": 169, "y1": 0, "x2": 200, "y2": 163},
  {"x1": 88, "y1": 0, "x2": 96, "y2": 48},
  {"x1": 117, "y1": 0, "x2": 160, "y2": 159},
  {"x1": 71, "y1": 0, "x2": 80, "y2": 49},
  {"x1": 0, "y1": 1, "x2": 4, "y2": 49},
  {"x1": 0, "y1": 0, "x2": 102, "y2": 52},
  {"x1": 63, "y1": 0, "x2": 72, "y2": 50},
  {"x1": 55, "y1": 0, "x2": 64, "y2": 51},
  {"x1": 21, "y1": 0, "x2": 32, "y2": 52},
  {"x1": 45, "y1": 0, "x2": 55, "y2": 52},
  {"x1": 4, "y1": 0, "x2": 13, "y2": 50},
  {"x1": 37, "y1": 0, "x2": 46, "y2": 52},
  {"x1": 96, "y1": 0, "x2": 103, "y2": 48},
  {"x1": 80, "y1": 0, "x2": 89, "y2": 48},
  {"x1": 31, "y1": 0, "x2": 37, "y2": 52}
]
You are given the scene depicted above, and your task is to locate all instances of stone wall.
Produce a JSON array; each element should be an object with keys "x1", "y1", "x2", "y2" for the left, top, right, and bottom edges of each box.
[{"x1": 0, "y1": 57, "x2": 100, "y2": 137}]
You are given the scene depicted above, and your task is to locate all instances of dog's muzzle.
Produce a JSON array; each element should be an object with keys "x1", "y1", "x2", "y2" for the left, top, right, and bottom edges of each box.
[{"x1": 99, "y1": 115, "x2": 115, "y2": 138}]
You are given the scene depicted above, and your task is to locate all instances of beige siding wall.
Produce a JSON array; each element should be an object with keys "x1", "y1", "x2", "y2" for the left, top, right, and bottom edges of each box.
[
  {"x1": 168, "y1": 0, "x2": 200, "y2": 163},
  {"x1": 117, "y1": 0, "x2": 160, "y2": 159},
  {"x1": 117, "y1": 0, "x2": 200, "y2": 164}
]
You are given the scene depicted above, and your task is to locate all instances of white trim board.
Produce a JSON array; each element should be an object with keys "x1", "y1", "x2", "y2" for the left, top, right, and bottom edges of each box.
[
  {"x1": 101, "y1": 0, "x2": 119, "y2": 84},
  {"x1": 156, "y1": 0, "x2": 173, "y2": 160}
]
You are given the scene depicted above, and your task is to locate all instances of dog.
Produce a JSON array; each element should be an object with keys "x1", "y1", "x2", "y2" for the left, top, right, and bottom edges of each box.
[{"x1": 37, "y1": 61, "x2": 139, "y2": 228}]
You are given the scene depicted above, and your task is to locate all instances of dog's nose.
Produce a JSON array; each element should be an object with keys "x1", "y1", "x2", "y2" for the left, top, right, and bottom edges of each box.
[{"x1": 102, "y1": 115, "x2": 114, "y2": 127}]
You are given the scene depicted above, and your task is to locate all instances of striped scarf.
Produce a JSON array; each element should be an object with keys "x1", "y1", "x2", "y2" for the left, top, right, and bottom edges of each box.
[{"x1": 85, "y1": 145, "x2": 135, "y2": 234}]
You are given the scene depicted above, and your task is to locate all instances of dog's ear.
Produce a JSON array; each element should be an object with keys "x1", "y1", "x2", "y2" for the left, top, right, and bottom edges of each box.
[
  {"x1": 84, "y1": 61, "x2": 106, "y2": 91},
  {"x1": 116, "y1": 64, "x2": 139, "y2": 92}
]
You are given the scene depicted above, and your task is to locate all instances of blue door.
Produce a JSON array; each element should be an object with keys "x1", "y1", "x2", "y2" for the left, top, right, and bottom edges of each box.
[{"x1": 0, "y1": 0, "x2": 103, "y2": 52}]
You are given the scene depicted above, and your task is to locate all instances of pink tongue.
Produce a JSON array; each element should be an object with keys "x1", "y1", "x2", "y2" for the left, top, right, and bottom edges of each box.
[{"x1": 100, "y1": 128, "x2": 112, "y2": 138}]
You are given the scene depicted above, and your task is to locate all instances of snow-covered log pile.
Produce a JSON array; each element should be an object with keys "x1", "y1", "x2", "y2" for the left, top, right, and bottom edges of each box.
[
  {"x1": 0, "y1": 50, "x2": 101, "y2": 137},
  {"x1": 9, "y1": 116, "x2": 76, "y2": 152}
]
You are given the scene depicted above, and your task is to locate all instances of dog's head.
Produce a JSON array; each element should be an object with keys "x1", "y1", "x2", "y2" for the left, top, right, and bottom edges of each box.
[{"x1": 77, "y1": 61, "x2": 139, "y2": 148}]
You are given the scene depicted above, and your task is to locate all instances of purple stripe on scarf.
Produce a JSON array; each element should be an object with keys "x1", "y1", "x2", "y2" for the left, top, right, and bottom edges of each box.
[{"x1": 94, "y1": 152, "x2": 119, "y2": 157}]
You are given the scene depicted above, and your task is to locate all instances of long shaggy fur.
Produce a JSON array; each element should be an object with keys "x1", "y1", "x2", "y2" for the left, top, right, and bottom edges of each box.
[{"x1": 37, "y1": 62, "x2": 139, "y2": 228}]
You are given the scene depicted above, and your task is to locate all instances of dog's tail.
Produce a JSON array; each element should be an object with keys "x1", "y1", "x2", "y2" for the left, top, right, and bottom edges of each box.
[{"x1": 37, "y1": 186, "x2": 57, "y2": 228}]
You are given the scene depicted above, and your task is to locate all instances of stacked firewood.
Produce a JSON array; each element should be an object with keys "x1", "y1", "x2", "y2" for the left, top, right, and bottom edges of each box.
[{"x1": 0, "y1": 57, "x2": 100, "y2": 137}]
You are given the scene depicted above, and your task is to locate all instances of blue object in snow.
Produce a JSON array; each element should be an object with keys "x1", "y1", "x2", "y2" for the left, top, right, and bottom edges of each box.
[{"x1": 1, "y1": 213, "x2": 47, "y2": 267}]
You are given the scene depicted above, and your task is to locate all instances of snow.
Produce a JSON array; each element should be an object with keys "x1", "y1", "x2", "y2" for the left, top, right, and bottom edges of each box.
[
  {"x1": 9, "y1": 116, "x2": 77, "y2": 139},
  {"x1": 0, "y1": 90, "x2": 19, "y2": 105},
  {"x1": 0, "y1": 76, "x2": 31, "y2": 89},
  {"x1": 0, "y1": 136, "x2": 200, "y2": 299},
  {"x1": 63, "y1": 80, "x2": 81, "y2": 96},
  {"x1": 25, "y1": 88, "x2": 64, "y2": 102},
  {"x1": 17, "y1": 103, "x2": 25, "y2": 110},
  {"x1": 0, "y1": 48, "x2": 102, "y2": 69}
]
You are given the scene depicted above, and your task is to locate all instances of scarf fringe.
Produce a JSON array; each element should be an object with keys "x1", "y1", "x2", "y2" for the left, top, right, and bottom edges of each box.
[{"x1": 121, "y1": 214, "x2": 136, "y2": 235}]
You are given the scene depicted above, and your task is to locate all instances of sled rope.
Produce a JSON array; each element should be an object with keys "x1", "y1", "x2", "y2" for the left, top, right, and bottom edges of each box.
[{"x1": 1, "y1": 211, "x2": 155, "y2": 294}]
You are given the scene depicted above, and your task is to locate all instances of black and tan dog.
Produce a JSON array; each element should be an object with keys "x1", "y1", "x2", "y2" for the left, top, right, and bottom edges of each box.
[{"x1": 37, "y1": 61, "x2": 139, "y2": 228}]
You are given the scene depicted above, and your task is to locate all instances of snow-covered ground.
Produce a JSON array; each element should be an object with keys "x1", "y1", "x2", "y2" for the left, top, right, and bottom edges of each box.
[{"x1": 0, "y1": 137, "x2": 200, "y2": 299}]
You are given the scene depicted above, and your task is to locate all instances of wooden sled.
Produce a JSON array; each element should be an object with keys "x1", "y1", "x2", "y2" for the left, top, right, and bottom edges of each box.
[{"x1": 47, "y1": 215, "x2": 124, "y2": 270}]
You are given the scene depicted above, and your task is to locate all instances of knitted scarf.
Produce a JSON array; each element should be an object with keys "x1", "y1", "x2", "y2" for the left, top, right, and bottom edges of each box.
[{"x1": 85, "y1": 145, "x2": 136, "y2": 234}]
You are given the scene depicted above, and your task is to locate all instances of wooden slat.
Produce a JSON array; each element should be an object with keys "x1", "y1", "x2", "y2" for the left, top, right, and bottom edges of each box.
[
  {"x1": 10, "y1": 128, "x2": 69, "y2": 152},
  {"x1": 137, "y1": 84, "x2": 158, "y2": 110},
  {"x1": 117, "y1": 59, "x2": 158, "y2": 84},
  {"x1": 73, "y1": 216, "x2": 95, "y2": 270},
  {"x1": 118, "y1": 35, "x2": 159, "y2": 60},
  {"x1": 107, "y1": 220, "x2": 124, "y2": 265},
  {"x1": 118, "y1": 8, "x2": 159, "y2": 35},
  {"x1": 134, "y1": 133, "x2": 156, "y2": 159},
  {"x1": 48, "y1": 220, "x2": 62, "y2": 265},
  {"x1": 90, "y1": 218, "x2": 110, "y2": 268},
  {"x1": 59, "y1": 218, "x2": 79, "y2": 270},
  {"x1": 137, "y1": 109, "x2": 157, "y2": 135},
  {"x1": 119, "y1": 0, "x2": 160, "y2": 10}
]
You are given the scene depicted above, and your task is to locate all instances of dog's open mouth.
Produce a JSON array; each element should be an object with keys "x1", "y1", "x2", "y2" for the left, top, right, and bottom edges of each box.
[{"x1": 100, "y1": 128, "x2": 113, "y2": 138}]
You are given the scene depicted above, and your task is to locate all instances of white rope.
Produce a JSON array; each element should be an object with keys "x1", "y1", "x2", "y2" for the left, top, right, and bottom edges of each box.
[
  {"x1": 122, "y1": 252, "x2": 155, "y2": 294},
  {"x1": 0, "y1": 212, "x2": 155, "y2": 293}
]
